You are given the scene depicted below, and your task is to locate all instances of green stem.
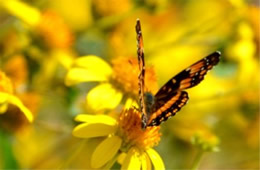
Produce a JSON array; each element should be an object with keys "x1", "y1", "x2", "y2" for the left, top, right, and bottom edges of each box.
[
  {"x1": 191, "y1": 150, "x2": 204, "y2": 170},
  {"x1": 0, "y1": 131, "x2": 19, "y2": 169}
]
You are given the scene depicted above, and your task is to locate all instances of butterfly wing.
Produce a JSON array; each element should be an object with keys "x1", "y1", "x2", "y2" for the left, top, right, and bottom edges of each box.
[
  {"x1": 155, "y1": 51, "x2": 221, "y2": 98},
  {"x1": 148, "y1": 91, "x2": 189, "y2": 126},
  {"x1": 148, "y1": 51, "x2": 221, "y2": 126},
  {"x1": 136, "y1": 19, "x2": 148, "y2": 128}
]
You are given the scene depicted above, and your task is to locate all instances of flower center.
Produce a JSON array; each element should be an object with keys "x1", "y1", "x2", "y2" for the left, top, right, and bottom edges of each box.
[
  {"x1": 117, "y1": 108, "x2": 161, "y2": 151},
  {"x1": 37, "y1": 10, "x2": 74, "y2": 48},
  {"x1": 0, "y1": 71, "x2": 13, "y2": 94},
  {"x1": 110, "y1": 57, "x2": 158, "y2": 98},
  {"x1": 4, "y1": 55, "x2": 28, "y2": 89}
]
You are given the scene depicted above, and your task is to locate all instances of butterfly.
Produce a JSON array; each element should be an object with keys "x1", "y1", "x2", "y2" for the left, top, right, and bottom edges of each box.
[{"x1": 135, "y1": 19, "x2": 221, "y2": 129}]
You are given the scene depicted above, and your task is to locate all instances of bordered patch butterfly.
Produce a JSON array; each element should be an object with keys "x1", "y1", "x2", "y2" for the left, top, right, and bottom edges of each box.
[{"x1": 136, "y1": 19, "x2": 221, "y2": 129}]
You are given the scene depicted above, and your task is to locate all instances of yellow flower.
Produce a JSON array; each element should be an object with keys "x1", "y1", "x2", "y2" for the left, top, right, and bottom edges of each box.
[
  {"x1": 73, "y1": 108, "x2": 165, "y2": 169},
  {"x1": 3, "y1": 55, "x2": 28, "y2": 89},
  {"x1": 0, "y1": 0, "x2": 74, "y2": 49},
  {"x1": 65, "y1": 56, "x2": 157, "y2": 112},
  {"x1": 0, "y1": 0, "x2": 41, "y2": 27},
  {"x1": 37, "y1": 9, "x2": 74, "y2": 49},
  {"x1": 0, "y1": 71, "x2": 33, "y2": 132}
]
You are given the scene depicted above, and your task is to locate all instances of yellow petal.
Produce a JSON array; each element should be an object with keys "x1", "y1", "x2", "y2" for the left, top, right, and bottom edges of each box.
[
  {"x1": 52, "y1": 49, "x2": 75, "y2": 70},
  {"x1": 117, "y1": 152, "x2": 127, "y2": 165},
  {"x1": 0, "y1": 103, "x2": 8, "y2": 114},
  {"x1": 0, "y1": 93, "x2": 9, "y2": 114},
  {"x1": 124, "y1": 97, "x2": 139, "y2": 109},
  {"x1": 0, "y1": 92, "x2": 8, "y2": 103},
  {"x1": 1, "y1": 0, "x2": 41, "y2": 27},
  {"x1": 141, "y1": 152, "x2": 152, "y2": 170},
  {"x1": 65, "y1": 68, "x2": 106, "y2": 86},
  {"x1": 72, "y1": 121, "x2": 117, "y2": 138},
  {"x1": 121, "y1": 147, "x2": 141, "y2": 170},
  {"x1": 146, "y1": 148, "x2": 165, "y2": 170},
  {"x1": 0, "y1": 92, "x2": 33, "y2": 122},
  {"x1": 86, "y1": 83, "x2": 123, "y2": 111},
  {"x1": 9, "y1": 95, "x2": 34, "y2": 122},
  {"x1": 65, "y1": 55, "x2": 112, "y2": 86},
  {"x1": 75, "y1": 114, "x2": 117, "y2": 124},
  {"x1": 91, "y1": 136, "x2": 122, "y2": 168}
]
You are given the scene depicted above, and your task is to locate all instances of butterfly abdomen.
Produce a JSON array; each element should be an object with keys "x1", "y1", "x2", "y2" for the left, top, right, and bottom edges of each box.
[
  {"x1": 144, "y1": 92, "x2": 155, "y2": 116},
  {"x1": 140, "y1": 92, "x2": 155, "y2": 129}
]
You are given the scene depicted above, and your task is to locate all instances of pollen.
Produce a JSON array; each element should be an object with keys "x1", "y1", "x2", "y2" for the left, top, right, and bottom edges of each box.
[
  {"x1": 111, "y1": 57, "x2": 158, "y2": 96},
  {"x1": 0, "y1": 71, "x2": 13, "y2": 94},
  {"x1": 118, "y1": 108, "x2": 161, "y2": 151}
]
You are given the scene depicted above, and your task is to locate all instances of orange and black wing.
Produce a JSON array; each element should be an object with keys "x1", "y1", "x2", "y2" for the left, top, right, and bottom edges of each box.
[
  {"x1": 148, "y1": 91, "x2": 189, "y2": 126},
  {"x1": 155, "y1": 51, "x2": 221, "y2": 99},
  {"x1": 147, "y1": 51, "x2": 221, "y2": 126},
  {"x1": 136, "y1": 19, "x2": 148, "y2": 128}
]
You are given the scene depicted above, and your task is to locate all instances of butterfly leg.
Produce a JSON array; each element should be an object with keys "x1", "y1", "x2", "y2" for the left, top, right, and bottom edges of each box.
[{"x1": 141, "y1": 113, "x2": 147, "y2": 129}]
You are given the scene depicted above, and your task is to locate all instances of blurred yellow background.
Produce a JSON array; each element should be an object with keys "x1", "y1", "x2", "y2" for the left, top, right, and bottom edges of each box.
[{"x1": 0, "y1": 0, "x2": 259, "y2": 169}]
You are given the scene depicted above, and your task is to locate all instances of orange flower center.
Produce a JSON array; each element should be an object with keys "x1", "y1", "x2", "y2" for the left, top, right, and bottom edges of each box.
[
  {"x1": 118, "y1": 108, "x2": 161, "y2": 151},
  {"x1": 4, "y1": 55, "x2": 28, "y2": 89},
  {"x1": 0, "y1": 71, "x2": 13, "y2": 94},
  {"x1": 37, "y1": 10, "x2": 74, "y2": 48},
  {"x1": 111, "y1": 57, "x2": 158, "y2": 98}
]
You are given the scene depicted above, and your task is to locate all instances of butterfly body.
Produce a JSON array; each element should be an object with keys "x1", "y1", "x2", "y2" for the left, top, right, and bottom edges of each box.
[
  {"x1": 135, "y1": 19, "x2": 221, "y2": 129},
  {"x1": 144, "y1": 92, "x2": 155, "y2": 115},
  {"x1": 141, "y1": 92, "x2": 154, "y2": 128}
]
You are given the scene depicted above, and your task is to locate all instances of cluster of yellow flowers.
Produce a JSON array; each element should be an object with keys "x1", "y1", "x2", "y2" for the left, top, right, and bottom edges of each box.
[{"x1": 0, "y1": 0, "x2": 258, "y2": 169}]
